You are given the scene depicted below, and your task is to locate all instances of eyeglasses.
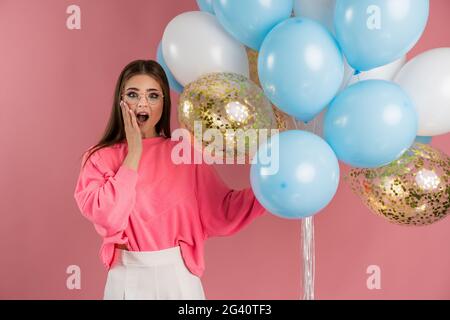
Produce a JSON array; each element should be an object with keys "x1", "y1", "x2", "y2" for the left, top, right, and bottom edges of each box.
[{"x1": 121, "y1": 90, "x2": 164, "y2": 106}]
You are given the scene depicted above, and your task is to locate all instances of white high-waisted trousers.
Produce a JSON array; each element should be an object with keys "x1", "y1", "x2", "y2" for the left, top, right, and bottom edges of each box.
[{"x1": 103, "y1": 246, "x2": 206, "y2": 300}]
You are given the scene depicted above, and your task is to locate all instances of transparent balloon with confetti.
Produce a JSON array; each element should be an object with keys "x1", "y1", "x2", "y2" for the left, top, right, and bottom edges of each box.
[
  {"x1": 346, "y1": 143, "x2": 450, "y2": 226},
  {"x1": 178, "y1": 72, "x2": 278, "y2": 162}
]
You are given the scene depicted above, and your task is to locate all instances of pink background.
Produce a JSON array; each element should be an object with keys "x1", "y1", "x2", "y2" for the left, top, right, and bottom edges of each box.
[{"x1": 0, "y1": 0, "x2": 449, "y2": 300}]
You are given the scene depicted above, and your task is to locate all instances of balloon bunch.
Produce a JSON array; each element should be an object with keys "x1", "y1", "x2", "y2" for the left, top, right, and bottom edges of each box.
[{"x1": 156, "y1": 0, "x2": 449, "y2": 226}]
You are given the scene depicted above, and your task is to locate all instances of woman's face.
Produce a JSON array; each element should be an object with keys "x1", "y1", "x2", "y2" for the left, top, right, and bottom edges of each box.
[{"x1": 121, "y1": 74, "x2": 164, "y2": 138}]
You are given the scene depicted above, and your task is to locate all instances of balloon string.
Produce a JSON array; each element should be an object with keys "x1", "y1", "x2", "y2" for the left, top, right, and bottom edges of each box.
[
  {"x1": 292, "y1": 119, "x2": 316, "y2": 300},
  {"x1": 302, "y1": 215, "x2": 315, "y2": 300}
]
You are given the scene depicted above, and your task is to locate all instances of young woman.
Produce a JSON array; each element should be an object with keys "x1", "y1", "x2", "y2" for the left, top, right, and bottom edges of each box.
[{"x1": 73, "y1": 60, "x2": 266, "y2": 300}]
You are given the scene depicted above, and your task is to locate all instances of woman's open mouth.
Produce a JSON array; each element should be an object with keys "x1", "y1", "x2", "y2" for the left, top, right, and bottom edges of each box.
[{"x1": 136, "y1": 112, "x2": 150, "y2": 125}]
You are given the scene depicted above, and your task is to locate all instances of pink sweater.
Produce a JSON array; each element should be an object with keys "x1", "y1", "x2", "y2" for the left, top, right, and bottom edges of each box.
[{"x1": 73, "y1": 136, "x2": 266, "y2": 277}]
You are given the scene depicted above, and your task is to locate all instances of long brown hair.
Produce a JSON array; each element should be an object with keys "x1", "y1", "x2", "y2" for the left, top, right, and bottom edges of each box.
[{"x1": 81, "y1": 60, "x2": 172, "y2": 168}]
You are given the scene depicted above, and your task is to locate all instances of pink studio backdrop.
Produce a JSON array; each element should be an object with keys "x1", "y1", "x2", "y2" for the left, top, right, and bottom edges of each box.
[{"x1": 0, "y1": 0, "x2": 449, "y2": 300}]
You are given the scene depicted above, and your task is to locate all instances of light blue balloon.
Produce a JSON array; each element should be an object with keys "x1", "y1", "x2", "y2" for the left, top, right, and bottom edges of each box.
[
  {"x1": 324, "y1": 80, "x2": 418, "y2": 168},
  {"x1": 156, "y1": 42, "x2": 183, "y2": 94},
  {"x1": 196, "y1": 0, "x2": 215, "y2": 14},
  {"x1": 258, "y1": 17, "x2": 344, "y2": 122},
  {"x1": 415, "y1": 136, "x2": 432, "y2": 144},
  {"x1": 213, "y1": 0, "x2": 293, "y2": 51},
  {"x1": 334, "y1": 0, "x2": 429, "y2": 71},
  {"x1": 250, "y1": 130, "x2": 340, "y2": 219}
]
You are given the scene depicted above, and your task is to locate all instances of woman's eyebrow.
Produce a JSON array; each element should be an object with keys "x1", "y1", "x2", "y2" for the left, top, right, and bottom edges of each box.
[{"x1": 125, "y1": 87, "x2": 160, "y2": 92}]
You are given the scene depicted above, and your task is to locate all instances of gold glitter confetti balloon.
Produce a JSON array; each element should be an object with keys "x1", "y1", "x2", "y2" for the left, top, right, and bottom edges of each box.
[
  {"x1": 178, "y1": 72, "x2": 278, "y2": 159},
  {"x1": 246, "y1": 47, "x2": 295, "y2": 131},
  {"x1": 346, "y1": 143, "x2": 450, "y2": 226}
]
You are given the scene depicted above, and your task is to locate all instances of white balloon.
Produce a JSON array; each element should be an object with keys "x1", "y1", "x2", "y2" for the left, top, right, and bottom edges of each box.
[
  {"x1": 395, "y1": 48, "x2": 450, "y2": 136},
  {"x1": 162, "y1": 11, "x2": 249, "y2": 86},
  {"x1": 347, "y1": 56, "x2": 406, "y2": 86},
  {"x1": 294, "y1": 0, "x2": 336, "y2": 34}
]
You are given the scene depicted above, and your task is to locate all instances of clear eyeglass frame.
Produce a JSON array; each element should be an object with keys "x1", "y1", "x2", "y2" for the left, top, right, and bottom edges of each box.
[{"x1": 121, "y1": 90, "x2": 164, "y2": 106}]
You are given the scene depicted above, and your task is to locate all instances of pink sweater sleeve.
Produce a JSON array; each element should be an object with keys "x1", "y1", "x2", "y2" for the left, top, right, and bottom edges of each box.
[
  {"x1": 194, "y1": 162, "x2": 266, "y2": 239},
  {"x1": 73, "y1": 149, "x2": 138, "y2": 238}
]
